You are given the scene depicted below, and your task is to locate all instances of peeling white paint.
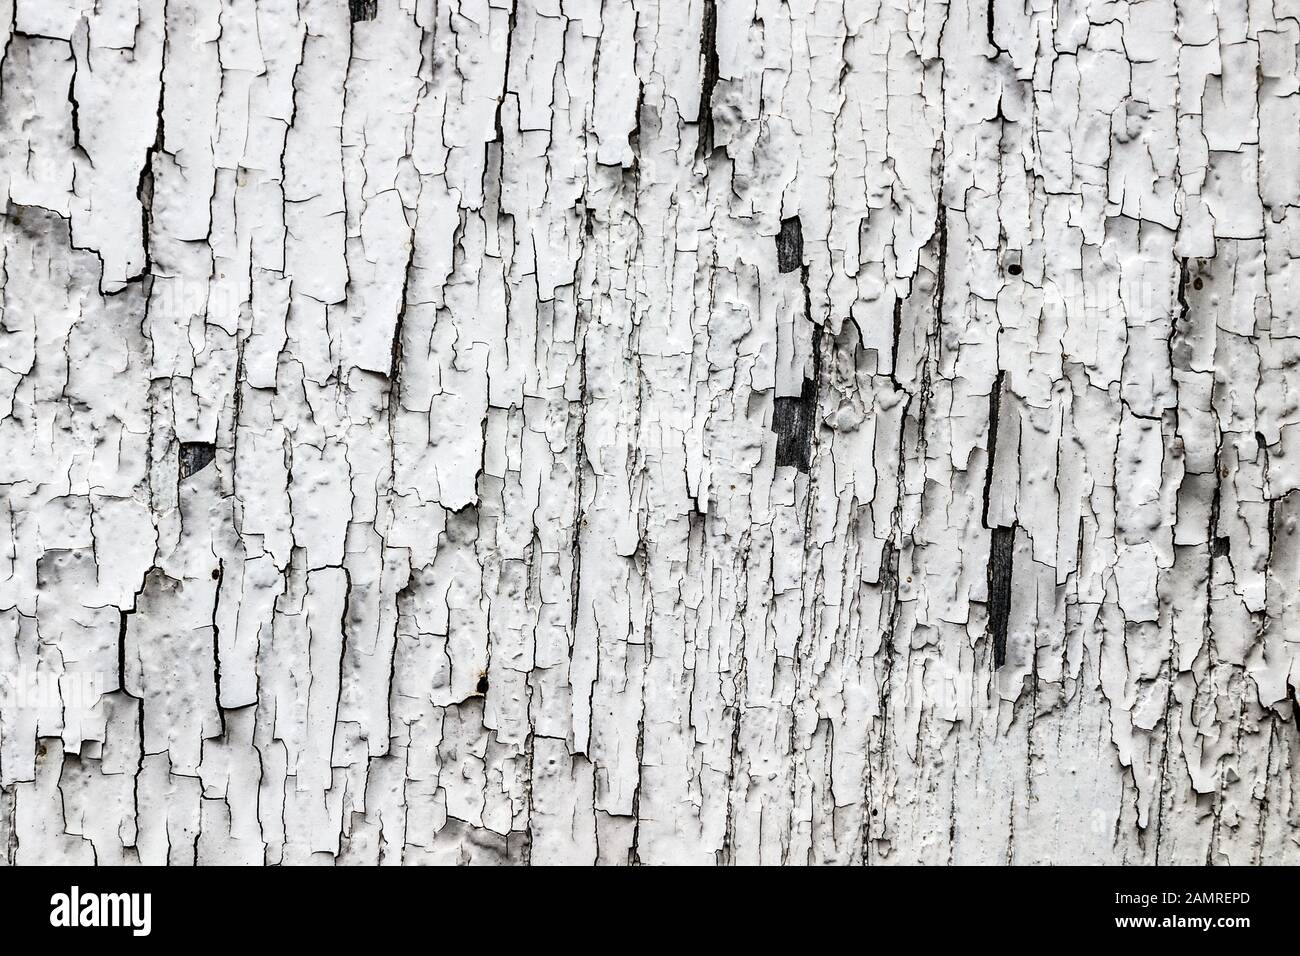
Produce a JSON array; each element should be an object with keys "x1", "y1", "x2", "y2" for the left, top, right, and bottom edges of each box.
[{"x1": 0, "y1": 0, "x2": 1298, "y2": 865}]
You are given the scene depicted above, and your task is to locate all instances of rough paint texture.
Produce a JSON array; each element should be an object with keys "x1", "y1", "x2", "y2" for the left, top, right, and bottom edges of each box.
[{"x1": 1, "y1": 0, "x2": 1298, "y2": 867}]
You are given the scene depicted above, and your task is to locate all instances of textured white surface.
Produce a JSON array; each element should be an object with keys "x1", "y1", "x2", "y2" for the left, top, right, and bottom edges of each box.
[{"x1": 1, "y1": 0, "x2": 1299, "y2": 865}]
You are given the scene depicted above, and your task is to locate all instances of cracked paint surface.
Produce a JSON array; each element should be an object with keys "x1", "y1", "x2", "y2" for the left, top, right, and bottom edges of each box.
[{"x1": 1, "y1": 0, "x2": 1299, "y2": 866}]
